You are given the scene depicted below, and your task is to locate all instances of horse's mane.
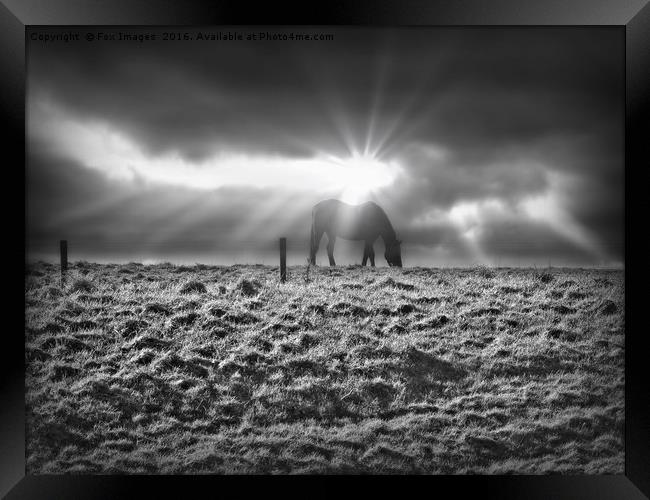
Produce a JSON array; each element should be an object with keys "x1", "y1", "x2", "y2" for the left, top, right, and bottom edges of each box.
[{"x1": 365, "y1": 202, "x2": 397, "y2": 242}]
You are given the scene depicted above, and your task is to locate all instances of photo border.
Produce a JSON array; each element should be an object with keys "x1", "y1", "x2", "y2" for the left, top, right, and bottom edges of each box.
[{"x1": 5, "y1": 0, "x2": 649, "y2": 497}]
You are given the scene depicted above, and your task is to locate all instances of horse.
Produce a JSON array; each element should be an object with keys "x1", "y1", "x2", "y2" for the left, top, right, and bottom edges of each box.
[{"x1": 309, "y1": 199, "x2": 403, "y2": 267}]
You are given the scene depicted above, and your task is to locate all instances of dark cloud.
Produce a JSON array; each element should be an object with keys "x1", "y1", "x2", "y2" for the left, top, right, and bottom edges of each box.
[
  {"x1": 27, "y1": 27, "x2": 624, "y2": 266},
  {"x1": 28, "y1": 28, "x2": 622, "y2": 161}
]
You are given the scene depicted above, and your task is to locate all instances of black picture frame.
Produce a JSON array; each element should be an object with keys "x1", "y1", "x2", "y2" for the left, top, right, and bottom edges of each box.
[{"x1": 5, "y1": 1, "x2": 649, "y2": 497}]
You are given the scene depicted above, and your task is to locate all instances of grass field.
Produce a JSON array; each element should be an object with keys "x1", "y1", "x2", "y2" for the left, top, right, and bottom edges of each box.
[{"x1": 24, "y1": 262, "x2": 624, "y2": 474}]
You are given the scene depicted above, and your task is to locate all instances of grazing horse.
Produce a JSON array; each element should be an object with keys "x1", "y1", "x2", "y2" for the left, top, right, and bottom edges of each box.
[{"x1": 309, "y1": 199, "x2": 403, "y2": 267}]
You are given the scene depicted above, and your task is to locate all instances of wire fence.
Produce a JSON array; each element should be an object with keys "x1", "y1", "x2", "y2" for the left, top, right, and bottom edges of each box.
[{"x1": 25, "y1": 237, "x2": 624, "y2": 270}]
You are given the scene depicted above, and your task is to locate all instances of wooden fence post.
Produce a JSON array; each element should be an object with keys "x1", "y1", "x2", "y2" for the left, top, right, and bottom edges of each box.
[
  {"x1": 279, "y1": 237, "x2": 286, "y2": 282},
  {"x1": 60, "y1": 240, "x2": 68, "y2": 283}
]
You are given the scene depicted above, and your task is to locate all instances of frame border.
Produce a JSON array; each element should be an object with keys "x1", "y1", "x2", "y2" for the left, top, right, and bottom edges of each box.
[{"x1": 5, "y1": 1, "x2": 649, "y2": 498}]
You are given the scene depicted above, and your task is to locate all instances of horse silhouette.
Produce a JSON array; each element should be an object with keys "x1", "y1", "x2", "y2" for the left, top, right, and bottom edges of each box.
[{"x1": 309, "y1": 199, "x2": 402, "y2": 267}]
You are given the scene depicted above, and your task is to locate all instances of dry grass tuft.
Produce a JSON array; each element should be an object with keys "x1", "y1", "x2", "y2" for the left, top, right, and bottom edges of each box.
[
  {"x1": 534, "y1": 270, "x2": 554, "y2": 284},
  {"x1": 473, "y1": 265, "x2": 495, "y2": 279},
  {"x1": 236, "y1": 278, "x2": 262, "y2": 297},
  {"x1": 179, "y1": 281, "x2": 207, "y2": 294},
  {"x1": 69, "y1": 278, "x2": 95, "y2": 293}
]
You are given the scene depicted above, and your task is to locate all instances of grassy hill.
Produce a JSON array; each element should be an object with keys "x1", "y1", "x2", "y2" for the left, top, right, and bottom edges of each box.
[{"x1": 24, "y1": 262, "x2": 624, "y2": 474}]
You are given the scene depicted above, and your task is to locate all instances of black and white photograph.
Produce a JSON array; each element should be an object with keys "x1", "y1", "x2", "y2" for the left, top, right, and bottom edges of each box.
[{"x1": 24, "y1": 26, "x2": 625, "y2": 474}]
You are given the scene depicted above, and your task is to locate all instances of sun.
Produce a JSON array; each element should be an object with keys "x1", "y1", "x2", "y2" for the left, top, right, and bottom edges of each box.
[{"x1": 323, "y1": 152, "x2": 400, "y2": 204}]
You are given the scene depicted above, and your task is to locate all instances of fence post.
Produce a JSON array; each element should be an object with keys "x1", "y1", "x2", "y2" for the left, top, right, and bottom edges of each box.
[
  {"x1": 279, "y1": 237, "x2": 286, "y2": 282},
  {"x1": 60, "y1": 239, "x2": 68, "y2": 283}
]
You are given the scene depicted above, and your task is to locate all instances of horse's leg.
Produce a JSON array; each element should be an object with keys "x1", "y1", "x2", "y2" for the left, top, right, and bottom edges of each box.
[
  {"x1": 362, "y1": 243, "x2": 369, "y2": 266},
  {"x1": 326, "y1": 234, "x2": 336, "y2": 266},
  {"x1": 310, "y1": 227, "x2": 324, "y2": 265},
  {"x1": 369, "y1": 245, "x2": 376, "y2": 267}
]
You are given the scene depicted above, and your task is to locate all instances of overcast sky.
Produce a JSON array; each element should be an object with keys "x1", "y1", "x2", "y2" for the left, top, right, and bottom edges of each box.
[{"x1": 27, "y1": 27, "x2": 624, "y2": 267}]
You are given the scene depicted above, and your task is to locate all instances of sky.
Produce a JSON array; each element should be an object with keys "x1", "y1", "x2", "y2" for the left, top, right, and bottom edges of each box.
[{"x1": 26, "y1": 27, "x2": 624, "y2": 267}]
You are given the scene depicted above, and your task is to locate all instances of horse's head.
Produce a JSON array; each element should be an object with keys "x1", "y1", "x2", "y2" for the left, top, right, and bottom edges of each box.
[{"x1": 385, "y1": 239, "x2": 403, "y2": 267}]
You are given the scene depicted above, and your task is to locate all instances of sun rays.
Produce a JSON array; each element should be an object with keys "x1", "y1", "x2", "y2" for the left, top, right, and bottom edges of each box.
[{"x1": 28, "y1": 95, "x2": 405, "y2": 261}]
